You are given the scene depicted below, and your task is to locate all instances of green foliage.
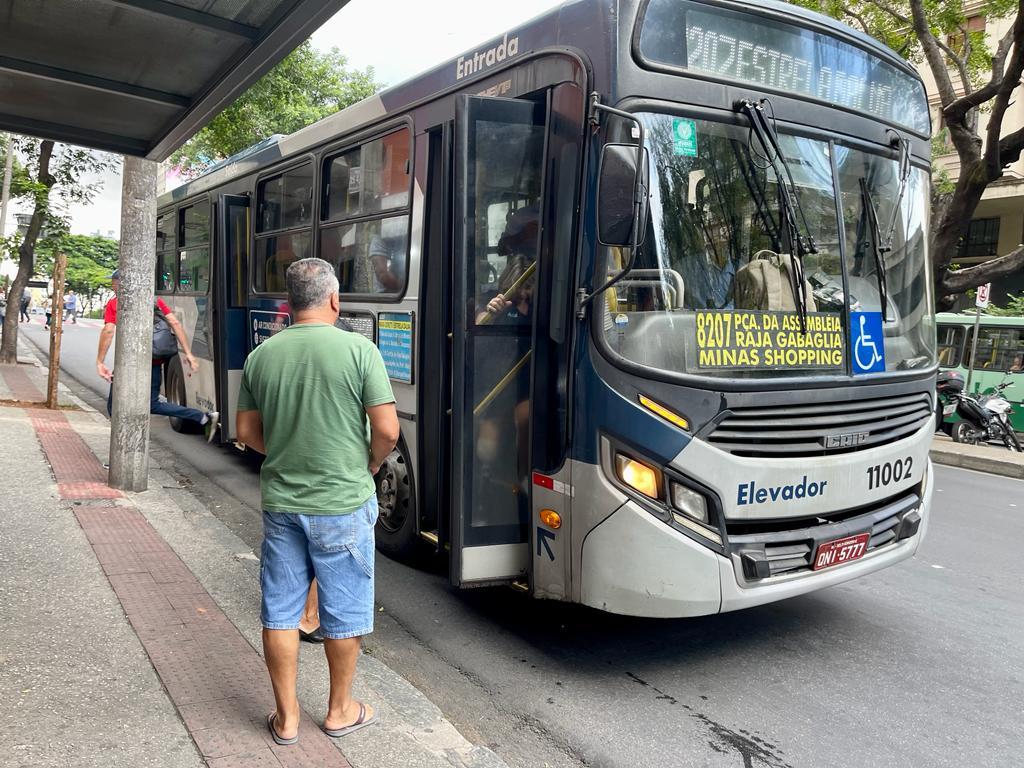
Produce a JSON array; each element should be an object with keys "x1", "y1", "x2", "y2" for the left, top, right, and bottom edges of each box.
[
  {"x1": 36, "y1": 233, "x2": 119, "y2": 301},
  {"x1": 171, "y1": 43, "x2": 381, "y2": 177},
  {"x1": 984, "y1": 293, "x2": 1024, "y2": 316}
]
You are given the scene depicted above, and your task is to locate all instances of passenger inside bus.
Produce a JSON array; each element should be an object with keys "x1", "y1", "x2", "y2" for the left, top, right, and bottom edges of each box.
[{"x1": 263, "y1": 234, "x2": 301, "y2": 293}]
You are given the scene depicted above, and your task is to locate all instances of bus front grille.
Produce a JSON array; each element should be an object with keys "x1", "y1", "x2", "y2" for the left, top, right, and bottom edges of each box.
[
  {"x1": 707, "y1": 391, "x2": 933, "y2": 458},
  {"x1": 728, "y1": 490, "x2": 922, "y2": 583}
]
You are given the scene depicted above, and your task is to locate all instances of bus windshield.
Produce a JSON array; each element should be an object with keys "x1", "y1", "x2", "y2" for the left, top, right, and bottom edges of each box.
[{"x1": 601, "y1": 113, "x2": 935, "y2": 379}]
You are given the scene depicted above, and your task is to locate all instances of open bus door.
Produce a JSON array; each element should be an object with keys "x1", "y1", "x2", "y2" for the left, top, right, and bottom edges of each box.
[
  {"x1": 450, "y1": 94, "x2": 548, "y2": 585},
  {"x1": 213, "y1": 194, "x2": 250, "y2": 442}
]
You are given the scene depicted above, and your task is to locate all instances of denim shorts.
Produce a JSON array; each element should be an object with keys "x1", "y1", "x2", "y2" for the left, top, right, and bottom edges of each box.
[{"x1": 260, "y1": 496, "x2": 378, "y2": 640}]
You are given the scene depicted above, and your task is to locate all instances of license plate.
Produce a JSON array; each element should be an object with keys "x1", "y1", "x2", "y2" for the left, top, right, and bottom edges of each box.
[
  {"x1": 942, "y1": 404, "x2": 956, "y2": 416},
  {"x1": 813, "y1": 532, "x2": 870, "y2": 571}
]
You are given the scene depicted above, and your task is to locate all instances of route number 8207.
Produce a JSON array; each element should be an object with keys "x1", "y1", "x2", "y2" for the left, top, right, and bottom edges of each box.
[{"x1": 866, "y1": 457, "x2": 913, "y2": 490}]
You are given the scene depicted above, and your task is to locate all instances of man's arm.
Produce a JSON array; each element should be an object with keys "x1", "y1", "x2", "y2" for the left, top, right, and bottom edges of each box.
[
  {"x1": 236, "y1": 409, "x2": 265, "y2": 454},
  {"x1": 96, "y1": 323, "x2": 115, "y2": 381},
  {"x1": 163, "y1": 311, "x2": 199, "y2": 372},
  {"x1": 366, "y1": 402, "x2": 400, "y2": 474}
]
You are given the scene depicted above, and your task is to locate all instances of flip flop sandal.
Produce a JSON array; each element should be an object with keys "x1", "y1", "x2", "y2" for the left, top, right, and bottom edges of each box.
[
  {"x1": 322, "y1": 702, "x2": 378, "y2": 738},
  {"x1": 267, "y1": 712, "x2": 298, "y2": 746}
]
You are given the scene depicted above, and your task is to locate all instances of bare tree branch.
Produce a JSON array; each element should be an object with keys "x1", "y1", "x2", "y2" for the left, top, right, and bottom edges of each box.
[
  {"x1": 842, "y1": 6, "x2": 871, "y2": 34},
  {"x1": 998, "y1": 125, "x2": 1024, "y2": 166},
  {"x1": 907, "y1": 0, "x2": 960, "y2": 108},
  {"x1": 984, "y1": 3, "x2": 1024, "y2": 172},
  {"x1": 945, "y1": 22, "x2": 1017, "y2": 119},
  {"x1": 935, "y1": 25, "x2": 973, "y2": 94},
  {"x1": 942, "y1": 246, "x2": 1024, "y2": 294},
  {"x1": 863, "y1": 0, "x2": 910, "y2": 25}
]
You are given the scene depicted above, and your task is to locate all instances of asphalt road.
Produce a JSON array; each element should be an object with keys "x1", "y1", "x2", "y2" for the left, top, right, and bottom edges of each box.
[{"x1": 23, "y1": 320, "x2": 1024, "y2": 768}]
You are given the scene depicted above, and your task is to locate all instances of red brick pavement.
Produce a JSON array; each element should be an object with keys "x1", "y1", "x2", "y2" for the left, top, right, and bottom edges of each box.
[
  {"x1": 9, "y1": 367, "x2": 352, "y2": 767},
  {"x1": 2, "y1": 363, "x2": 46, "y2": 402}
]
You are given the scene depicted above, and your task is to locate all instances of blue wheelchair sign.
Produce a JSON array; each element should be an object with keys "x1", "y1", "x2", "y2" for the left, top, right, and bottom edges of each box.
[{"x1": 850, "y1": 311, "x2": 885, "y2": 374}]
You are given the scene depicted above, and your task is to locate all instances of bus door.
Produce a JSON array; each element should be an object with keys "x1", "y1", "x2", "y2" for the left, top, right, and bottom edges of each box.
[
  {"x1": 214, "y1": 194, "x2": 250, "y2": 442},
  {"x1": 451, "y1": 94, "x2": 548, "y2": 585}
]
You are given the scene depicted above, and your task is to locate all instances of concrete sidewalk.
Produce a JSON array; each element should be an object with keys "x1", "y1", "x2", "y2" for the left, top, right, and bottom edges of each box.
[
  {"x1": 930, "y1": 433, "x2": 1024, "y2": 479},
  {"x1": 0, "y1": 345, "x2": 507, "y2": 768}
]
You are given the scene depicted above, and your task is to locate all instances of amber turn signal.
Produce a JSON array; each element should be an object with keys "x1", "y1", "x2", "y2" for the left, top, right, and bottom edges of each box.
[
  {"x1": 615, "y1": 454, "x2": 660, "y2": 499},
  {"x1": 540, "y1": 509, "x2": 562, "y2": 529}
]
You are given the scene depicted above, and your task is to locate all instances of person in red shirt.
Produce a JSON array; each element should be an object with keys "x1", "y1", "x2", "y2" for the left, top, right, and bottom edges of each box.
[{"x1": 96, "y1": 270, "x2": 219, "y2": 441}]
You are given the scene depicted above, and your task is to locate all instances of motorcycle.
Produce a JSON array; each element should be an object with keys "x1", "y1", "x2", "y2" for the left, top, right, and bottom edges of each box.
[{"x1": 937, "y1": 371, "x2": 1022, "y2": 452}]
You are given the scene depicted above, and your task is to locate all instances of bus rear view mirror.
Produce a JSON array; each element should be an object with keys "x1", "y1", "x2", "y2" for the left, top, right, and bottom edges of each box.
[{"x1": 597, "y1": 144, "x2": 649, "y2": 248}]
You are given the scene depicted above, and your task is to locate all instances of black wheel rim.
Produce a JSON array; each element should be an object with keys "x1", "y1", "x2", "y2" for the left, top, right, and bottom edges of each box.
[{"x1": 376, "y1": 451, "x2": 408, "y2": 534}]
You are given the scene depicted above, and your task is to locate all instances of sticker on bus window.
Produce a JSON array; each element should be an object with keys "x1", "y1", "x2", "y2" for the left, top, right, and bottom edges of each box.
[
  {"x1": 378, "y1": 311, "x2": 414, "y2": 384},
  {"x1": 672, "y1": 118, "x2": 698, "y2": 157},
  {"x1": 694, "y1": 310, "x2": 844, "y2": 371}
]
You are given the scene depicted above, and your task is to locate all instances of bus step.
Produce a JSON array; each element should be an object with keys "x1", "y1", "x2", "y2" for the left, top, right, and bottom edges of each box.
[
  {"x1": 419, "y1": 530, "x2": 439, "y2": 545},
  {"x1": 510, "y1": 579, "x2": 529, "y2": 593}
]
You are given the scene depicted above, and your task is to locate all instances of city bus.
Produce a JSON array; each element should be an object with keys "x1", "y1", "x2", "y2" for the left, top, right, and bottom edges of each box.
[
  {"x1": 156, "y1": 0, "x2": 936, "y2": 618},
  {"x1": 937, "y1": 312, "x2": 1024, "y2": 433}
]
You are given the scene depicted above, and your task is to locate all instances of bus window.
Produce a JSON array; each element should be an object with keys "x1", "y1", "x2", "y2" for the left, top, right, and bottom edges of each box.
[
  {"x1": 322, "y1": 128, "x2": 410, "y2": 221},
  {"x1": 320, "y1": 215, "x2": 408, "y2": 295},
  {"x1": 937, "y1": 325, "x2": 965, "y2": 367},
  {"x1": 255, "y1": 164, "x2": 314, "y2": 293},
  {"x1": 972, "y1": 326, "x2": 1024, "y2": 371},
  {"x1": 156, "y1": 211, "x2": 176, "y2": 292},
  {"x1": 178, "y1": 203, "x2": 210, "y2": 293},
  {"x1": 319, "y1": 129, "x2": 412, "y2": 297}
]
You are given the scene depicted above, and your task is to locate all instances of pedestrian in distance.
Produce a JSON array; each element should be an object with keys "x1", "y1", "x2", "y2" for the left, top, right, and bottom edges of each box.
[
  {"x1": 235, "y1": 257, "x2": 398, "y2": 746},
  {"x1": 64, "y1": 290, "x2": 78, "y2": 323},
  {"x1": 95, "y1": 270, "x2": 219, "y2": 441},
  {"x1": 19, "y1": 294, "x2": 30, "y2": 322},
  {"x1": 43, "y1": 297, "x2": 52, "y2": 329}
]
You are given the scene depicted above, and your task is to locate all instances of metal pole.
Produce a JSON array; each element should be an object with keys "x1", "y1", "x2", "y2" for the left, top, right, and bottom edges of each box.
[
  {"x1": 46, "y1": 252, "x2": 67, "y2": 409},
  {"x1": 966, "y1": 310, "x2": 982, "y2": 394},
  {"x1": 108, "y1": 156, "x2": 157, "y2": 492},
  {"x1": 0, "y1": 133, "x2": 12, "y2": 240}
]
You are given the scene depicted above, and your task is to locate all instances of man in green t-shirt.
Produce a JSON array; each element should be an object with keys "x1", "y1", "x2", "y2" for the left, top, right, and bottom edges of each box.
[{"x1": 236, "y1": 258, "x2": 398, "y2": 746}]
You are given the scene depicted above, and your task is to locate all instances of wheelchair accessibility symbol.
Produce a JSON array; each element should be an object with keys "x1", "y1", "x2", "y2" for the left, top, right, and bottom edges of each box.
[{"x1": 851, "y1": 311, "x2": 885, "y2": 374}]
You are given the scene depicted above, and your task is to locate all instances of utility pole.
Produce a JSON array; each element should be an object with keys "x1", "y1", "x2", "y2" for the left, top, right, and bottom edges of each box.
[
  {"x1": 46, "y1": 252, "x2": 67, "y2": 409},
  {"x1": 108, "y1": 156, "x2": 157, "y2": 492}
]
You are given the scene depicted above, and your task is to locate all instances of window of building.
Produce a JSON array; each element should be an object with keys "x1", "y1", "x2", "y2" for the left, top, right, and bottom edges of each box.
[
  {"x1": 947, "y1": 15, "x2": 986, "y2": 57},
  {"x1": 972, "y1": 326, "x2": 1024, "y2": 371},
  {"x1": 320, "y1": 129, "x2": 412, "y2": 296},
  {"x1": 937, "y1": 324, "x2": 965, "y2": 367},
  {"x1": 255, "y1": 163, "x2": 314, "y2": 293},
  {"x1": 156, "y1": 210, "x2": 176, "y2": 292},
  {"x1": 177, "y1": 203, "x2": 210, "y2": 293},
  {"x1": 957, "y1": 217, "x2": 1000, "y2": 259}
]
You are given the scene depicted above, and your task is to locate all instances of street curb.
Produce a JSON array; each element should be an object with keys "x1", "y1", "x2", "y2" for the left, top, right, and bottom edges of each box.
[
  {"x1": 16, "y1": 337, "x2": 98, "y2": 414},
  {"x1": 929, "y1": 444, "x2": 1024, "y2": 480}
]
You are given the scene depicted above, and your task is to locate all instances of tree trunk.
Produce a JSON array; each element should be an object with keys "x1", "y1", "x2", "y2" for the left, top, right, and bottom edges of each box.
[{"x1": 0, "y1": 140, "x2": 55, "y2": 365}]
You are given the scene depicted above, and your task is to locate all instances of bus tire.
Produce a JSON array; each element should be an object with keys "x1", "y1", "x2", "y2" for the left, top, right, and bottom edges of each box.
[
  {"x1": 165, "y1": 358, "x2": 200, "y2": 434},
  {"x1": 374, "y1": 441, "x2": 420, "y2": 561}
]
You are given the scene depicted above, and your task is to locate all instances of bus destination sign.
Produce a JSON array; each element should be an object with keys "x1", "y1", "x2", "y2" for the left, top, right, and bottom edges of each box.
[{"x1": 695, "y1": 310, "x2": 844, "y2": 371}]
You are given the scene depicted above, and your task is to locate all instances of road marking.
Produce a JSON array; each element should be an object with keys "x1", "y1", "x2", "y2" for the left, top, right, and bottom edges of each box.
[{"x1": 931, "y1": 564, "x2": 945, "y2": 570}]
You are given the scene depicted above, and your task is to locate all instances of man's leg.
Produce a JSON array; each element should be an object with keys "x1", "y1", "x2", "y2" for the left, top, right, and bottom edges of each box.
[
  {"x1": 260, "y1": 512, "x2": 314, "y2": 741},
  {"x1": 299, "y1": 578, "x2": 320, "y2": 635},
  {"x1": 323, "y1": 637, "x2": 370, "y2": 730},
  {"x1": 148, "y1": 363, "x2": 207, "y2": 424}
]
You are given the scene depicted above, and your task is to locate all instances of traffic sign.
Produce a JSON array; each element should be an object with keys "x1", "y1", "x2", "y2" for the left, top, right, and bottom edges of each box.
[{"x1": 976, "y1": 283, "x2": 991, "y2": 308}]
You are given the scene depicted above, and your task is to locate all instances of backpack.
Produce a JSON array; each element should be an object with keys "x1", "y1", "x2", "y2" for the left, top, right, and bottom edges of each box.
[
  {"x1": 733, "y1": 251, "x2": 818, "y2": 312},
  {"x1": 152, "y1": 306, "x2": 179, "y2": 358}
]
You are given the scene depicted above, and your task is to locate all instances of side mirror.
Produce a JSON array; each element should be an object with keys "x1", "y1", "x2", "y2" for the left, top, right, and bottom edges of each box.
[{"x1": 597, "y1": 143, "x2": 649, "y2": 247}]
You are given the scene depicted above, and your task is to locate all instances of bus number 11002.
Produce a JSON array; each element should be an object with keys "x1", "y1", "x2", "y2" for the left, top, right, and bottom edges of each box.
[{"x1": 866, "y1": 457, "x2": 913, "y2": 490}]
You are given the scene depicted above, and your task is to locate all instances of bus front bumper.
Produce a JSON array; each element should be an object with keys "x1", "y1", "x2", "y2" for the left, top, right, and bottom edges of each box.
[{"x1": 579, "y1": 460, "x2": 932, "y2": 618}]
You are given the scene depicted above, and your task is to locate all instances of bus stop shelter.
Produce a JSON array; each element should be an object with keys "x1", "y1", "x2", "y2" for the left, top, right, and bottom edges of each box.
[{"x1": 0, "y1": 0, "x2": 350, "y2": 488}]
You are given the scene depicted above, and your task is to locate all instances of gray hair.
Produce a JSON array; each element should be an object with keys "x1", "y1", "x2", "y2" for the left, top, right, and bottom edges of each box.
[{"x1": 286, "y1": 258, "x2": 339, "y2": 311}]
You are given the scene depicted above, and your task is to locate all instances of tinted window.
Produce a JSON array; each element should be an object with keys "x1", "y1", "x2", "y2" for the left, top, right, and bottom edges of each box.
[
  {"x1": 258, "y1": 164, "x2": 314, "y2": 232},
  {"x1": 157, "y1": 212, "x2": 174, "y2": 252},
  {"x1": 320, "y1": 215, "x2": 409, "y2": 294},
  {"x1": 156, "y1": 251, "x2": 176, "y2": 292},
  {"x1": 937, "y1": 325, "x2": 965, "y2": 368},
  {"x1": 972, "y1": 326, "x2": 1024, "y2": 371},
  {"x1": 181, "y1": 204, "x2": 210, "y2": 247},
  {"x1": 322, "y1": 129, "x2": 410, "y2": 221},
  {"x1": 255, "y1": 232, "x2": 313, "y2": 293},
  {"x1": 179, "y1": 248, "x2": 210, "y2": 293}
]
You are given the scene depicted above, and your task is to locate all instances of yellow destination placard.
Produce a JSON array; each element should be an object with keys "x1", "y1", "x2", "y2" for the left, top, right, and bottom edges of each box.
[{"x1": 695, "y1": 310, "x2": 844, "y2": 370}]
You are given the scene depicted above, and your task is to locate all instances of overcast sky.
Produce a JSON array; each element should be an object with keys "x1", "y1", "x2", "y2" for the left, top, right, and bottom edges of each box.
[{"x1": 29, "y1": 0, "x2": 563, "y2": 239}]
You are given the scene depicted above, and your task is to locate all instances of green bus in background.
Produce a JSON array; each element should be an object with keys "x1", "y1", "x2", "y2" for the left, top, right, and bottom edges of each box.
[{"x1": 936, "y1": 312, "x2": 1024, "y2": 432}]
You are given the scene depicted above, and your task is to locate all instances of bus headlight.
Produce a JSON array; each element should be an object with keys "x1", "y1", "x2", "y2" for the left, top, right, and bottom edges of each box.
[
  {"x1": 670, "y1": 482, "x2": 708, "y2": 523},
  {"x1": 615, "y1": 454, "x2": 661, "y2": 499}
]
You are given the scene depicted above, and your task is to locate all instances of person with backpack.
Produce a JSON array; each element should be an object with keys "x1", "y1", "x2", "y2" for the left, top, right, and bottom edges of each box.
[{"x1": 95, "y1": 270, "x2": 219, "y2": 442}]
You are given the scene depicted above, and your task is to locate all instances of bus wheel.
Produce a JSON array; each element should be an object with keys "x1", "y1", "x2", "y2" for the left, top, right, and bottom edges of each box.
[
  {"x1": 374, "y1": 443, "x2": 418, "y2": 560},
  {"x1": 166, "y1": 358, "x2": 199, "y2": 434}
]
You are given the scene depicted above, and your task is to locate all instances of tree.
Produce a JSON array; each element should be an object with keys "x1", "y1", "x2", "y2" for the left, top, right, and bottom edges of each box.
[
  {"x1": 36, "y1": 233, "x2": 119, "y2": 311},
  {"x1": 791, "y1": 0, "x2": 1024, "y2": 306},
  {"x1": 0, "y1": 137, "x2": 116, "y2": 364},
  {"x1": 171, "y1": 43, "x2": 381, "y2": 177}
]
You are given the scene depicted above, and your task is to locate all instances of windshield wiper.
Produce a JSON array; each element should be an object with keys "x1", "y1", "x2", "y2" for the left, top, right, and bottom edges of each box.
[
  {"x1": 858, "y1": 129, "x2": 911, "y2": 323},
  {"x1": 738, "y1": 99, "x2": 818, "y2": 332}
]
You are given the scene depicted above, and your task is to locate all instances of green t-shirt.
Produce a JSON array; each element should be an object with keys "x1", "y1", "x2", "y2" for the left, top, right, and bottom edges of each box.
[{"x1": 237, "y1": 322, "x2": 395, "y2": 515}]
